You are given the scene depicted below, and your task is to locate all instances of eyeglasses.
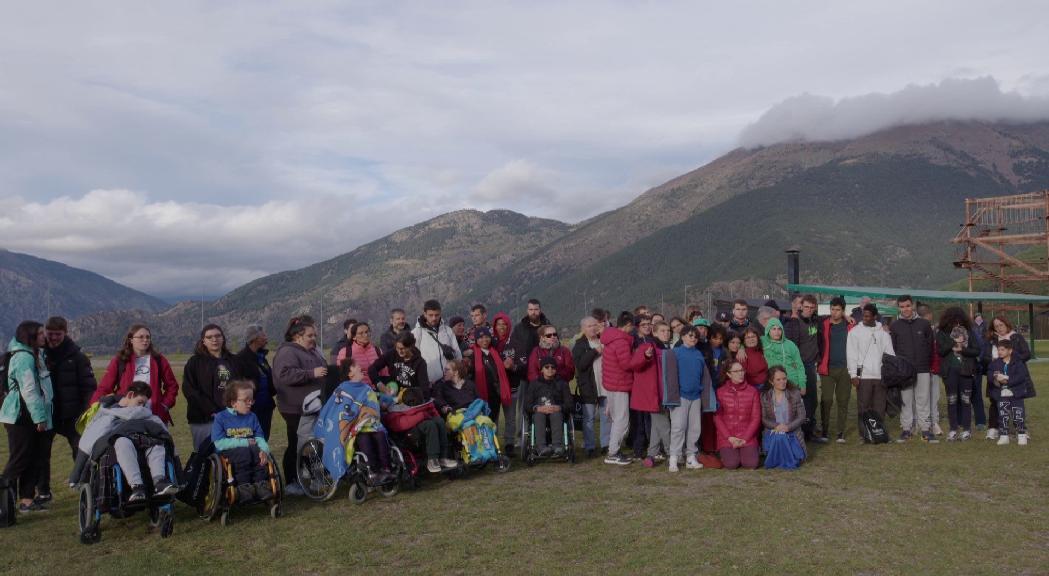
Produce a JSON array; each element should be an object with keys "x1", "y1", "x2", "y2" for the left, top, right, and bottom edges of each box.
[
  {"x1": 728, "y1": 368, "x2": 744, "y2": 374},
  {"x1": 234, "y1": 397, "x2": 254, "y2": 405},
  {"x1": 132, "y1": 335, "x2": 151, "y2": 341}
]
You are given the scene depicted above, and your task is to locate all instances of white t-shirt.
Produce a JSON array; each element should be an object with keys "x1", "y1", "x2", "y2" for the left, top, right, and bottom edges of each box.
[{"x1": 134, "y1": 355, "x2": 151, "y2": 383}]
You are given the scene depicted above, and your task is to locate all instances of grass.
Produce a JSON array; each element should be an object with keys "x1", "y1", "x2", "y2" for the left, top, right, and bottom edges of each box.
[{"x1": 1, "y1": 359, "x2": 1047, "y2": 575}]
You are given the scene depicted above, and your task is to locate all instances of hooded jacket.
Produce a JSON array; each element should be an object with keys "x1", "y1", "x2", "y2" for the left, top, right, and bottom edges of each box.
[
  {"x1": 368, "y1": 349, "x2": 431, "y2": 405},
  {"x1": 182, "y1": 351, "x2": 242, "y2": 424},
  {"x1": 714, "y1": 380, "x2": 762, "y2": 450},
  {"x1": 271, "y1": 341, "x2": 326, "y2": 415},
  {"x1": 92, "y1": 352, "x2": 178, "y2": 424},
  {"x1": 761, "y1": 318, "x2": 808, "y2": 390},
  {"x1": 235, "y1": 345, "x2": 275, "y2": 411},
  {"x1": 818, "y1": 317, "x2": 854, "y2": 376},
  {"x1": 1, "y1": 339, "x2": 53, "y2": 427},
  {"x1": 411, "y1": 316, "x2": 462, "y2": 384},
  {"x1": 44, "y1": 336, "x2": 96, "y2": 421},
  {"x1": 846, "y1": 322, "x2": 895, "y2": 380},
  {"x1": 598, "y1": 326, "x2": 634, "y2": 393},
  {"x1": 491, "y1": 312, "x2": 513, "y2": 354}
]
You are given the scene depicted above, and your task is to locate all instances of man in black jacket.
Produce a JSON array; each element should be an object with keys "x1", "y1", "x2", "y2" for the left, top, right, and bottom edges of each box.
[
  {"x1": 39, "y1": 316, "x2": 97, "y2": 500},
  {"x1": 235, "y1": 324, "x2": 276, "y2": 439},
  {"x1": 503, "y1": 299, "x2": 549, "y2": 452},
  {"x1": 785, "y1": 295, "x2": 821, "y2": 441},
  {"x1": 572, "y1": 316, "x2": 604, "y2": 457},
  {"x1": 889, "y1": 295, "x2": 936, "y2": 442},
  {"x1": 379, "y1": 308, "x2": 408, "y2": 353}
]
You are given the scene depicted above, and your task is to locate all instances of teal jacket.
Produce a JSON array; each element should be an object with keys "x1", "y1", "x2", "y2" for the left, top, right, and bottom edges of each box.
[
  {"x1": 761, "y1": 319, "x2": 808, "y2": 390},
  {"x1": 1, "y1": 339, "x2": 54, "y2": 428}
]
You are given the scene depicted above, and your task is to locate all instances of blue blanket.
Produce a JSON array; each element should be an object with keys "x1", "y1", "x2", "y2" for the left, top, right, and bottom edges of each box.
[{"x1": 315, "y1": 381, "x2": 390, "y2": 479}]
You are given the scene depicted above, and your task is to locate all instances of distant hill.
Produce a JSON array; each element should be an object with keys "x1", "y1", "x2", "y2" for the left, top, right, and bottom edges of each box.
[{"x1": 0, "y1": 250, "x2": 169, "y2": 348}]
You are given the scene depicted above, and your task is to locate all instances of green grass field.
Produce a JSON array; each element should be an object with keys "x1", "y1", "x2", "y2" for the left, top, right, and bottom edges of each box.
[{"x1": 2, "y1": 355, "x2": 1048, "y2": 575}]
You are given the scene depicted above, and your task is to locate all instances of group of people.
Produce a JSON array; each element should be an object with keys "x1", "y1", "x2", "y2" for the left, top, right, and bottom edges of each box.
[{"x1": 1, "y1": 293, "x2": 1037, "y2": 518}]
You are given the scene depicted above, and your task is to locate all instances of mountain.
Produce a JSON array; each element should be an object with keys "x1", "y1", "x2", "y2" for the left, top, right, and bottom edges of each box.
[
  {"x1": 71, "y1": 120, "x2": 1049, "y2": 353},
  {"x1": 0, "y1": 249, "x2": 169, "y2": 347},
  {"x1": 74, "y1": 210, "x2": 571, "y2": 352},
  {"x1": 458, "y1": 120, "x2": 1049, "y2": 320}
]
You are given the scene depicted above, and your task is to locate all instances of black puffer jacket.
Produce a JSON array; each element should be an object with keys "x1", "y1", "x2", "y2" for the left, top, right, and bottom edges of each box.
[{"x1": 44, "y1": 337, "x2": 97, "y2": 420}]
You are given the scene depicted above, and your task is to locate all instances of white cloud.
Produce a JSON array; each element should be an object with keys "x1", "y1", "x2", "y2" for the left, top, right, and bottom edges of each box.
[{"x1": 739, "y1": 77, "x2": 1049, "y2": 147}]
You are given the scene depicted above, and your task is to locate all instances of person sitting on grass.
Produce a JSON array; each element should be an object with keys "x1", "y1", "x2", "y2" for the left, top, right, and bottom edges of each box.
[
  {"x1": 524, "y1": 357, "x2": 573, "y2": 457},
  {"x1": 72, "y1": 381, "x2": 178, "y2": 502},
  {"x1": 760, "y1": 366, "x2": 807, "y2": 469},
  {"x1": 211, "y1": 379, "x2": 276, "y2": 503},
  {"x1": 986, "y1": 339, "x2": 1034, "y2": 447}
]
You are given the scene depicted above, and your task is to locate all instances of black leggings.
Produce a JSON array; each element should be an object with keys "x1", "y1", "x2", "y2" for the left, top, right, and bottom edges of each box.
[
  {"x1": 356, "y1": 431, "x2": 391, "y2": 472},
  {"x1": 280, "y1": 412, "x2": 300, "y2": 485},
  {"x1": 3, "y1": 423, "x2": 50, "y2": 500}
]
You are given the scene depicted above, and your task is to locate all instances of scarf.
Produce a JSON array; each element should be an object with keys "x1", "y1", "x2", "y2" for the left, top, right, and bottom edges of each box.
[{"x1": 472, "y1": 345, "x2": 512, "y2": 407}]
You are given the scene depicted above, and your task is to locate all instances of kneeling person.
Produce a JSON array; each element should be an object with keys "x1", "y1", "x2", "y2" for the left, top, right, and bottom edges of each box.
[
  {"x1": 212, "y1": 380, "x2": 275, "y2": 502},
  {"x1": 75, "y1": 381, "x2": 177, "y2": 503},
  {"x1": 525, "y1": 357, "x2": 572, "y2": 457}
]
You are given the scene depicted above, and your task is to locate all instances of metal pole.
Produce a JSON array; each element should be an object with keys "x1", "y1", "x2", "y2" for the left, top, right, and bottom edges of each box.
[{"x1": 1030, "y1": 303, "x2": 1037, "y2": 359}]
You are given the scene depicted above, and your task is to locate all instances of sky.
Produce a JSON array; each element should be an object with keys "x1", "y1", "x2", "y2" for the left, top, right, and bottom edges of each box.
[{"x1": 2, "y1": 1, "x2": 1049, "y2": 299}]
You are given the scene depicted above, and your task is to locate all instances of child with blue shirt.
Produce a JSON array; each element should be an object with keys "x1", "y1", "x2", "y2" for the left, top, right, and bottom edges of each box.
[{"x1": 211, "y1": 380, "x2": 274, "y2": 502}]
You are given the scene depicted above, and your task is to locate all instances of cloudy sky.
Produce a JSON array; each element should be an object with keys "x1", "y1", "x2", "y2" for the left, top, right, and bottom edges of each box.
[{"x1": 2, "y1": 1, "x2": 1049, "y2": 299}]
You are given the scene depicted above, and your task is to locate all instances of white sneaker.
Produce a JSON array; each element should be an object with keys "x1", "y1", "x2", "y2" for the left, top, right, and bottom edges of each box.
[
  {"x1": 1018, "y1": 433, "x2": 1029, "y2": 446},
  {"x1": 440, "y1": 458, "x2": 459, "y2": 470},
  {"x1": 668, "y1": 456, "x2": 679, "y2": 472},
  {"x1": 933, "y1": 423, "x2": 944, "y2": 436},
  {"x1": 986, "y1": 428, "x2": 1000, "y2": 440},
  {"x1": 997, "y1": 435, "x2": 1010, "y2": 446},
  {"x1": 426, "y1": 459, "x2": 442, "y2": 473},
  {"x1": 947, "y1": 430, "x2": 958, "y2": 442},
  {"x1": 685, "y1": 455, "x2": 703, "y2": 470},
  {"x1": 960, "y1": 430, "x2": 972, "y2": 441}
]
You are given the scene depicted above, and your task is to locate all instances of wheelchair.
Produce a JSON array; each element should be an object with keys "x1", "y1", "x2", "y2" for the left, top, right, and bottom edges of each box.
[
  {"x1": 196, "y1": 441, "x2": 283, "y2": 526},
  {"x1": 297, "y1": 435, "x2": 410, "y2": 505}
]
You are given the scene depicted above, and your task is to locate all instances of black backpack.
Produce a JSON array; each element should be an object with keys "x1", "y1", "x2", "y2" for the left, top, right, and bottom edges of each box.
[
  {"x1": 0, "y1": 476, "x2": 15, "y2": 527},
  {"x1": 860, "y1": 410, "x2": 890, "y2": 444},
  {"x1": 881, "y1": 353, "x2": 917, "y2": 389}
]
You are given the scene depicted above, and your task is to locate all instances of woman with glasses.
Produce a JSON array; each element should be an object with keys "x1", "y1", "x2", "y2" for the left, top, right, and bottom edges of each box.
[
  {"x1": 92, "y1": 323, "x2": 179, "y2": 425},
  {"x1": 183, "y1": 323, "x2": 243, "y2": 449},
  {"x1": 525, "y1": 326, "x2": 575, "y2": 383},
  {"x1": 714, "y1": 360, "x2": 762, "y2": 470}
]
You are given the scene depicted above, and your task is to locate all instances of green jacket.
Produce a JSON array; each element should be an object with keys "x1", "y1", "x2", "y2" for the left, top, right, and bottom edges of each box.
[
  {"x1": 761, "y1": 318, "x2": 808, "y2": 390},
  {"x1": 1, "y1": 339, "x2": 54, "y2": 428}
]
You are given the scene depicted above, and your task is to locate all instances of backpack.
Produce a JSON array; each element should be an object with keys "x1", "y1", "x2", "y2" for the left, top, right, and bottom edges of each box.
[
  {"x1": 860, "y1": 410, "x2": 890, "y2": 444},
  {"x1": 0, "y1": 476, "x2": 15, "y2": 527},
  {"x1": 881, "y1": 353, "x2": 916, "y2": 389},
  {"x1": 0, "y1": 350, "x2": 32, "y2": 405}
]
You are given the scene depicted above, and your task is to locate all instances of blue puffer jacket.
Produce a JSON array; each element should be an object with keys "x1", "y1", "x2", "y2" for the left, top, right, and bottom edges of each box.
[{"x1": 1, "y1": 339, "x2": 53, "y2": 428}]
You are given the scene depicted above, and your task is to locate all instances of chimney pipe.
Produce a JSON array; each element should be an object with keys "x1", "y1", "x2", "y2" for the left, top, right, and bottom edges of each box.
[{"x1": 786, "y1": 249, "x2": 800, "y2": 298}]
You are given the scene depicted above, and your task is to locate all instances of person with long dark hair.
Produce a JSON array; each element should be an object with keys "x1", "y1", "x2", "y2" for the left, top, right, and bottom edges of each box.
[
  {"x1": 272, "y1": 315, "x2": 327, "y2": 495},
  {"x1": 936, "y1": 307, "x2": 981, "y2": 441},
  {"x1": 182, "y1": 323, "x2": 242, "y2": 449},
  {"x1": 1, "y1": 321, "x2": 55, "y2": 513},
  {"x1": 91, "y1": 323, "x2": 178, "y2": 424}
]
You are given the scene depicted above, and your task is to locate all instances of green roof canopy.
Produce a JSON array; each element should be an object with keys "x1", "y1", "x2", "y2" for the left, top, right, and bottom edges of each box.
[{"x1": 787, "y1": 284, "x2": 1049, "y2": 303}]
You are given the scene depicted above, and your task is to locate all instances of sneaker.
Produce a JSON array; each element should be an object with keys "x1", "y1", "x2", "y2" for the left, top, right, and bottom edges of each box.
[
  {"x1": 586, "y1": 449, "x2": 595, "y2": 459},
  {"x1": 933, "y1": 423, "x2": 944, "y2": 436},
  {"x1": 236, "y1": 483, "x2": 256, "y2": 503},
  {"x1": 653, "y1": 453, "x2": 666, "y2": 462},
  {"x1": 18, "y1": 500, "x2": 48, "y2": 513},
  {"x1": 538, "y1": 446, "x2": 553, "y2": 458},
  {"x1": 921, "y1": 431, "x2": 939, "y2": 444},
  {"x1": 1018, "y1": 433, "x2": 1029, "y2": 446},
  {"x1": 153, "y1": 479, "x2": 178, "y2": 497},
  {"x1": 836, "y1": 432, "x2": 846, "y2": 444},
  {"x1": 685, "y1": 455, "x2": 703, "y2": 470},
  {"x1": 552, "y1": 447, "x2": 565, "y2": 458},
  {"x1": 33, "y1": 492, "x2": 53, "y2": 504},
  {"x1": 668, "y1": 456, "x2": 679, "y2": 472},
  {"x1": 283, "y1": 482, "x2": 305, "y2": 497},
  {"x1": 976, "y1": 424, "x2": 987, "y2": 431},
  {"x1": 426, "y1": 459, "x2": 442, "y2": 473},
  {"x1": 604, "y1": 454, "x2": 632, "y2": 466},
  {"x1": 946, "y1": 430, "x2": 958, "y2": 442},
  {"x1": 128, "y1": 486, "x2": 147, "y2": 503},
  {"x1": 997, "y1": 434, "x2": 1010, "y2": 446},
  {"x1": 986, "y1": 428, "x2": 1000, "y2": 440},
  {"x1": 642, "y1": 457, "x2": 655, "y2": 468},
  {"x1": 960, "y1": 430, "x2": 972, "y2": 441},
  {"x1": 897, "y1": 430, "x2": 913, "y2": 443},
  {"x1": 440, "y1": 458, "x2": 458, "y2": 470},
  {"x1": 255, "y1": 480, "x2": 275, "y2": 501},
  {"x1": 814, "y1": 435, "x2": 830, "y2": 444}
]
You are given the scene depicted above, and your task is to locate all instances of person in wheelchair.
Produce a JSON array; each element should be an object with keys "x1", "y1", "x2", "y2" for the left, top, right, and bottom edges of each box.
[
  {"x1": 72, "y1": 381, "x2": 177, "y2": 503},
  {"x1": 323, "y1": 358, "x2": 398, "y2": 485},
  {"x1": 433, "y1": 359, "x2": 478, "y2": 416},
  {"x1": 211, "y1": 380, "x2": 275, "y2": 503},
  {"x1": 524, "y1": 357, "x2": 573, "y2": 458}
]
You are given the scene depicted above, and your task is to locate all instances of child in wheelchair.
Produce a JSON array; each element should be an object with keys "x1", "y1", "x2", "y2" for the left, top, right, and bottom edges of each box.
[
  {"x1": 72, "y1": 381, "x2": 177, "y2": 502},
  {"x1": 211, "y1": 380, "x2": 276, "y2": 503}
]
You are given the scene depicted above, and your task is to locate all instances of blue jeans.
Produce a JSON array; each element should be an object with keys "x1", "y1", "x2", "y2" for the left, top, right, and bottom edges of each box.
[
  {"x1": 581, "y1": 402, "x2": 600, "y2": 451},
  {"x1": 598, "y1": 397, "x2": 609, "y2": 449}
]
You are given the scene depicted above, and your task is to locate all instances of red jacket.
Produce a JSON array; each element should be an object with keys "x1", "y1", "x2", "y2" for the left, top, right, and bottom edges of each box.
[
  {"x1": 526, "y1": 345, "x2": 575, "y2": 383},
  {"x1": 714, "y1": 380, "x2": 762, "y2": 449},
  {"x1": 628, "y1": 341, "x2": 665, "y2": 413},
  {"x1": 741, "y1": 348, "x2": 768, "y2": 388},
  {"x1": 92, "y1": 353, "x2": 179, "y2": 424},
  {"x1": 599, "y1": 327, "x2": 634, "y2": 393},
  {"x1": 818, "y1": 317, "x2": 855, "y2": 376}
]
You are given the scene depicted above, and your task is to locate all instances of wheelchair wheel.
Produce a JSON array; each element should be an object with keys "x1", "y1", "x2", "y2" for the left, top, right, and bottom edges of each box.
[
  {"x1": 379, "y1": 479, "x2": 399, "y2": 498},
  {"x1": 495, "y1": 454, "x2": 511, "y2": 473},
  {"x1": 200, "y1": 454, "x2": 223, "y2": 521},
  {"x1": 297, "y1": 439, "x2": 338, "y2": 502},
  {"x1": 270, "y1": 502, "x2": 282, "y2": 519},
  {"x1": 525, "y1": 451, "x2": 536, "y2": 467},
  {"x1": 220, "y1": 510, "x2": 231, "y2": 527},
  {"x1": 348, "y1": 480, "x2": 367, "y2": 505},
  {"x1": 159, "y1": 509, "x2": 174, "y2": 538},
  {"x1": 78, "y1": 483, "x2": 100, "y2": 545}
]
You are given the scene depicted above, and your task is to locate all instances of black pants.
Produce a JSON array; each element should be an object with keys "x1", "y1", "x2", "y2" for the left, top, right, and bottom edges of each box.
[
  {"x1": 945, "y1": 372, "x2": 973, "y2": 432},
  {"x1": 356, "y1": 431, "x2": 391, "y2": 472},
  {"x1": 221, "y1": 446, "x2": 269, "y2": 485},
  {"x1": 279, "y1": 412, "x2": 300, "y2": 485},
  {"x1": 36, "y1": 417, "x2": 79, "y2": 495},
  {"x1": 802, "y1": 362, "x2": 818, "y2": 440},
  {"x1": 629, "y1": 409, "x2": 650, "y2": 458},
  {"x1": 253, "y1": 406, "x2": 274, "y2": 441},
  {"x1": 3, "y1": 423, "x2": 50, "y2": 500},
  {"x1": 487, "y1": 396, "x2": 501, "y2": 429}
]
